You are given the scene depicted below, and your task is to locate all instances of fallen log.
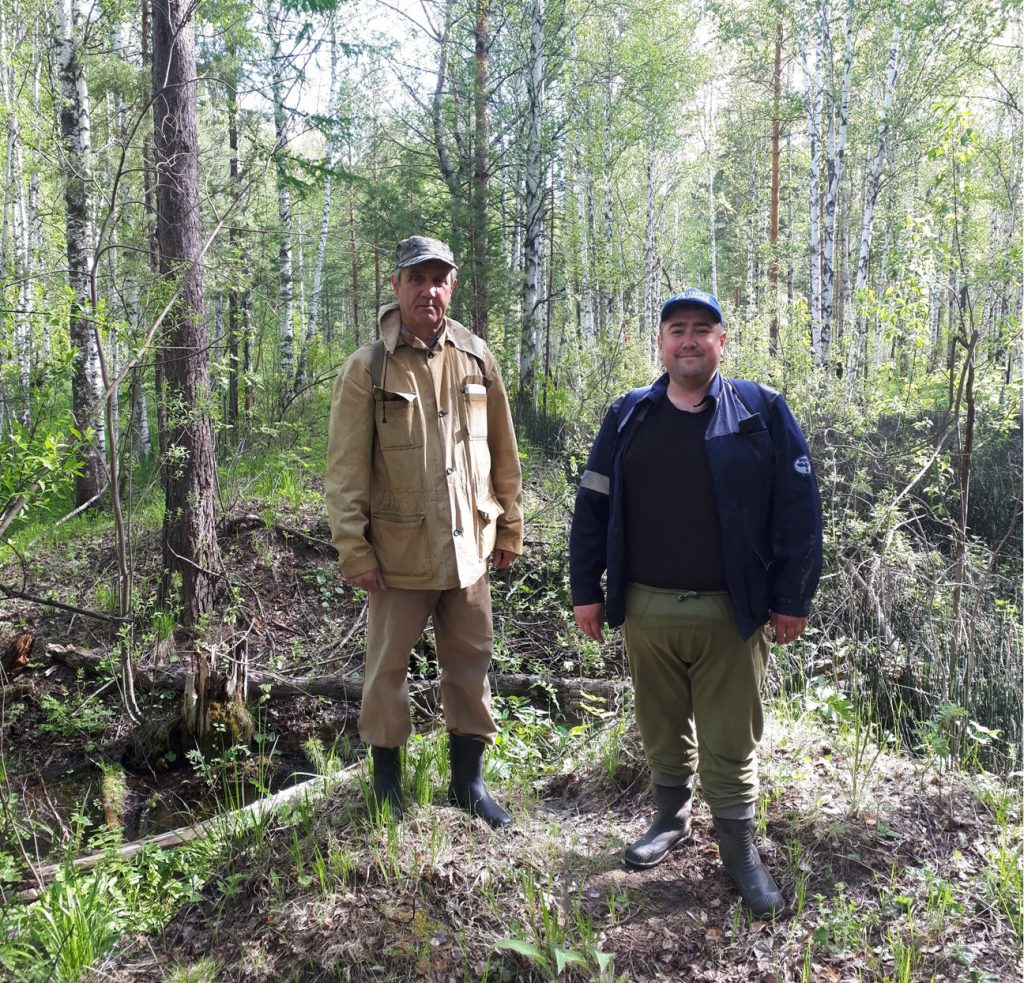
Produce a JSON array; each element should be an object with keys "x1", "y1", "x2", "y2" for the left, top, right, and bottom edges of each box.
[
  {"x1": 44, "y1": 644, "x2": 628, "y2": 714},
  {"x1": 16, "y1": 762, "x2": 360, "y2": 902}
]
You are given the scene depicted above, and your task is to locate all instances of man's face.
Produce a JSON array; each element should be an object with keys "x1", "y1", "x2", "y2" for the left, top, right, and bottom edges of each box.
[
  {"x1": 391, "y1": 260, "x2": 457, "y2": 339},
  {"x1": 657, "y1": 305, "x2": 726, "y2": 391}
]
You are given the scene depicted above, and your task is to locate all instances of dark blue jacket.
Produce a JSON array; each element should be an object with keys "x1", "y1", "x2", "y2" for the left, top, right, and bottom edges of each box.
[{"x1": 569, "y1": 373, "x2": 822, "y2": 639}]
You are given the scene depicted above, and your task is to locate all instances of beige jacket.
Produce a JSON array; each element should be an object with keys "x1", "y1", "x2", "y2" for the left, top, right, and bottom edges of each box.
[{"x1": 326, "y1": 303, "x2": 524, "y2": 590}]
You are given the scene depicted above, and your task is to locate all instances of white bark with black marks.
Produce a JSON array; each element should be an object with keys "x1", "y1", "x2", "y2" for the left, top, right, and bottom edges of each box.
[
  {"x1": 57, "y1": 0, "x2": 104, "y2": 504},
  {"x1": 849, "y1": 27, "x2": 901, "y2": 390},
  {"x1": 266, "y1": 5, "x2": 294, "y2": 393},
  {"x1": 520, "y1": 0, "x2": 545, "y2": 407},
  {"x1": 821, "y1": 0, "x2": 855, "y2": 364},
  {"x1": 804, "y1": 10, "x2": 825, "y2": 362}
]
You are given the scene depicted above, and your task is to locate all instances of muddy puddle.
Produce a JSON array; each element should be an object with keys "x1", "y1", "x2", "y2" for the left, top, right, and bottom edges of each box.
[{"x1": 6, "y1": 719, "x2": 361, "y2": 864}]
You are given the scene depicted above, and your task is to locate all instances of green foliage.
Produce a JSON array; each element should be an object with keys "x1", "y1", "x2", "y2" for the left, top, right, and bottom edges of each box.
[
  {"x1": 36, "y1": 691, "x2": 115, "y2": 742},
  {"x1": 0, "y1": 822, "x2": 215, "y2": 983},
  {"x1": 495, "y1": 865, "x2": 621, "y2": 982}
]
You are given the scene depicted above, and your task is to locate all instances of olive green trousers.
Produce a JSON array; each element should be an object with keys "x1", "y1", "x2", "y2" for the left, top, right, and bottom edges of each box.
[{"x1": 622, "y1": 584, "x2": 771, "y2": 817}]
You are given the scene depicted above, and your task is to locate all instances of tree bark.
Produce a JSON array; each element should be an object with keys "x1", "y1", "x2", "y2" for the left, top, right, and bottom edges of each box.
[
  {"x1": 296, "y1": 21, "x2": 338, "y2": 391},
  {"x1": 1, "y1": 3, "x2": 32, "y2": 425},
  {"x1": 643, "y1": 145, "x2": 658, "y2": 359},
  {"x1": 431, "y1": 0, "x2": 462, "y2": 240},
  {"x1": 226, "y1": 53, "x2": 242, "y2": 428},
  {"x1": 57, "y1": 0, "x2": 105, "y2": 506},
  {"x1": 849, "y1": 28, "x2": 900, "y2": 389},
  {"x1": 519, "y1": 0, "x2": 545, "y2": 408},
  {"x1": 821, "y1": 0, "x2": 854, "y2": 365},
  {"x1": 470, "y1": 0, "x2": 490, "y2": 340},
  {"x1": 266, "y1": 5, "x2": 294, "y2": 396},
  {"x1": 152, "y1": 0, "x2": 222, "y2": 630},
  {"x1": 768, "y1": 22, "x2": 782, "y2": 355},
  {"x1": 348, "y1": 143, "x2": 360, "y2": 345},
  {"x1": 602, "y1": 82, "x2": 617, "y2": 337},
  {"x1": 804, "y1": 11, "x2": 825, "y2": 362}
]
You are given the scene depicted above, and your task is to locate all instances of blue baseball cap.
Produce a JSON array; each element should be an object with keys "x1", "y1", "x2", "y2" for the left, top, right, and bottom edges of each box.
[{"x1": 660, "y1": 288, "x2": 723, "y2": 324}]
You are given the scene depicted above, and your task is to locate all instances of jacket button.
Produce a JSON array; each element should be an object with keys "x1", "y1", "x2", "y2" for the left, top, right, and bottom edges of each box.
[
  {"x1": 446, "y1": 467, "x2": 455, "y2": 475},
  {"x1": 453, "y1": 528, "x2": 462, "y2": 537}
]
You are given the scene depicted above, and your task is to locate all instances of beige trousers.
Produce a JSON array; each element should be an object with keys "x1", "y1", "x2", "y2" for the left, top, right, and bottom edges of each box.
[{"x1": 357, "y1": 574, "x2": 498, "y2": 748}]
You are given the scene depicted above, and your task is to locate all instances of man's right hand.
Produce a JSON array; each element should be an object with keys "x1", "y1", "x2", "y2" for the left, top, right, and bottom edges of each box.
[
  {"x1": 347, "y1": 568, "x2": 386, "y2": 593},
  {"x1": 573, "y1": 602, "x2": 605, "y2": 642}
]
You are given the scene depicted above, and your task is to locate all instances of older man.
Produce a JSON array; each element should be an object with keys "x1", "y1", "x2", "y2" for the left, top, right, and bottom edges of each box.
[
  {"x1": 570, "y1": 288, "x2": 822, "y2": 916},
  {"x1": 326, "y1": 236, "x2": 523, "y2": 827}
]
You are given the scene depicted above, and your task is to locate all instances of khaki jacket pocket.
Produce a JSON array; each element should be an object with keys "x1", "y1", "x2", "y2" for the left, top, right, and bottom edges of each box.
[
  {"x1": 370, "y1": 512, "x2": 430, "y2": 577},
  {"x1": 462, "y1": 387, "x2": 488, "y2": 440},
  {"x1": 373, "y1": 390, "x2": 421, "y2": 450},
  {"x1": 475, "y1": 498, "x2": 503, "y2": 559}
]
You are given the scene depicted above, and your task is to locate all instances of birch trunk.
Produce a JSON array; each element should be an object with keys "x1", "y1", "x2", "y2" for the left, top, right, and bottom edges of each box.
[
  {"x1": 805, "y1": 14, "x2": 824, "y2": 363},
  {"x1": 28, "y1": 56, "x2": 42, "y2": 284},
  {"x1": 471, "y1": 0, "x2": 490, "y2": 340},
  {"x1": 643, "y1": 145, "x2": 658, "y2": 359},
  {"x1": 821, "y1": 0, "x2": 854, "y2": 364},
  {"x1": 2, "y1": 3, "x2": 31, "y2": 422},
  {"x1": 348, "y1": 143, "x2": 359, "y2": 345},
  {"x1": 849, "y1": 28, "x2": 901, "y2": 391},
  {"x1": 519, "y1": 0, "x2": 545, "y2": 408},
  {"x1": 706, "y1": 97, "x2": 718, "y2": 298},
  {"x1": 226, "y1": 58, "x2": 242, "y2": 427},
  {"x1": 296, "y1": 23, "x2": 338, "y2": 391},
  {"x1": 602, "y1": 82, "x2": 616, "y2": 338},
  {"x1": 768, "y1": 22, "x2": 782, "y2": 354},
  {"x1": 431, "y1": 0, "x2": 462, "y2": 239},
  {"x1": 576, "y1": 165, "x2": 594, "y2": 339},
  {"x1": 57, "y1": 0, "x2": 104, "y2": 506},
  {"x1": 127, "y1": 283, "x2": 151, "y2": 462},
  {"x1": 267, "y1": 6, "x2": 294, "y2": 394}
]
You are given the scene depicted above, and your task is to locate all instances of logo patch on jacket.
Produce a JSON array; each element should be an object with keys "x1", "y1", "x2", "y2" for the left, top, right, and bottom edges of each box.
[{"x1": 794, "y1": 455, "x2": 812, "y2": 475}]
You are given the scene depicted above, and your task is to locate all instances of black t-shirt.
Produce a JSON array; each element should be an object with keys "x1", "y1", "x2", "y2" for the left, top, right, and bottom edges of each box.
[{"x1": 622, "y1": 397, "x2": 726, "y2": 591}]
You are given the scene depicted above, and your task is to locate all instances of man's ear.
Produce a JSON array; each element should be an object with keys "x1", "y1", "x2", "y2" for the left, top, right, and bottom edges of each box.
[{"x1": 390, "y1": 272, "x2": 400, "y2": 297}]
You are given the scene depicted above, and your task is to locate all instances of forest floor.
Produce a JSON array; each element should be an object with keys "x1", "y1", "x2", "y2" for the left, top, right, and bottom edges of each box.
[{"x1": 0, "y1": 498, "x2": 1021, "y2": 982}]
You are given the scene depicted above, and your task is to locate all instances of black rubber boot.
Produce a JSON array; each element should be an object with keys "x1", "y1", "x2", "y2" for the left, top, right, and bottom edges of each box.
[
  {"x1": 447, "y1": 733, "x2": 511, "y2": 829},
  {"x1": 713, "y1": 816, "x2": 784, "y2": 918},
  {"x1": 370, "y1": 746, "x2": 403, "y2": 819},
  {"x1": 624, "y1": 782, "x2": 693, "y2": 868}
]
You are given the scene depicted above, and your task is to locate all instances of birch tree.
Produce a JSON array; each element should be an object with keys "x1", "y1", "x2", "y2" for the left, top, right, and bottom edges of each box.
[
  {"x1": 56, "y1": 0, "x2": 104, "y2": 506},
  {"x1": 470, "y1": 0, "x2": 490, "y2": 340},
  {"x1": 804, "y1": 7, "x2": 825, "y2": 362},
  {"x1": 519, "y1": 0, "x2": 545, "y2": 407},
  {"x1": 295, "y1": 19, "x2": 340, "y2": 391},
  {"x1": 266, "y1": 3, "x2": 295, "y2": 393},
  {"x1": 768, "y1": 21, "x2": 782, "y2": 354},
  {"x1": 1, "y1": 3, "x2": 32, "y2": 424},
  {"x1": 820, "y1": 0, "x2": 855, "y2": 364},
  {"x1": 848, "y1": 26, "x2": 900, "y2": 388}
]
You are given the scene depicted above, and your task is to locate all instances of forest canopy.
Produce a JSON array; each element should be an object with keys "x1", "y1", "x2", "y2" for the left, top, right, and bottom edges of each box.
[{"x1": 0, "y1": 0, "x2": 1021, "y2": 979}]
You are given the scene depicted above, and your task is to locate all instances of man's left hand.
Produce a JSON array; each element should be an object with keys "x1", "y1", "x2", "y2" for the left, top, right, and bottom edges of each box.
[
  {"x1": 492, "y1": 549, "x2": 518, "y2": 570},
  {"x1": 769, "y1": 612, "x2": 807, "y2": 645}
]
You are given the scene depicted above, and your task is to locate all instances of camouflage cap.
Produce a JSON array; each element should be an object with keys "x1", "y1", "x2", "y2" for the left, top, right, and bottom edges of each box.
[{"x1": 395, "y1": 236, "x2": 457, "y2": 271}]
